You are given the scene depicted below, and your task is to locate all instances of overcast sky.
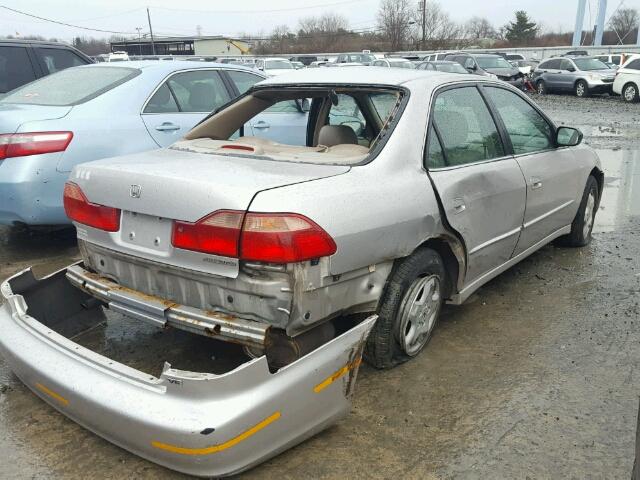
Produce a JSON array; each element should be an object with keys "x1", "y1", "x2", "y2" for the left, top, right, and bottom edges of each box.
[{"x1": 1, "y1": 0, "x2": 638, "y2": 41}]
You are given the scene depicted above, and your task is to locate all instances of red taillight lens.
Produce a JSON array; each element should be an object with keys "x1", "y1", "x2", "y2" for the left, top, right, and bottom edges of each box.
[
  {"x1": 63, "y1": 182, "x2": 121, "y2": 232},
  {"x1": 172, "y1": 210, "x2": 243, "y2": 257},
  {"x1": 171, "y1": 211, "x2": 337, "y2": 263},
  {"x1": 240, "y1": 213, "x2": 336, "y2": 263},
  {"x1": 0, "y1": 131, "x2": 73, "y2": 160}
]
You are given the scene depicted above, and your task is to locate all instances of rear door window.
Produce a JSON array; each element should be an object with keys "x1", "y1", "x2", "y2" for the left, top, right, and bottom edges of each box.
[
  {"x1": 328, "y1": 94, "x2": 368, "y2": 144},
  {"x1": 626, "y1": 59, "x2": 640, "y2": 70},
  {"x1": 166, "y1": 70, "x2": 231, "y2": 113},
  {"x1": 144, "y1": 83, "x2": 179, "y2": 113},
  {"x1": 560, "y1": 59, "x2": 574, "y2": 71},
  {"x1": 432, "y1": 86, "x2": 504, "y2": 166},
  {"x1": 0, "y1": 46, "x2": 38, "y2": 93},
  {"x1": 543, "y1": 59, "x2": 561, "y2": 69},
  {"x1": 226, "y1": 70, "x2": 263, "y2": 94},
  {"x1": 34, "y1": 47, "x2": 87, "y2": 74}
]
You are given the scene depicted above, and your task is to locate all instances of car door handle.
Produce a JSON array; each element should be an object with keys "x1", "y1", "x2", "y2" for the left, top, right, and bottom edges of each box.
[
  {"x1": 530, "y1": 177, "x2": 543, "y2": 190},
  {"x1": 155, "y1": 122, "x2": 181, "y2": 132},
  {"x1": 253, "y1": 121, "x2": 270, "y2": 129},
  {"x1": 452, "y1": 197, "x2": 466, "y2": 214}
]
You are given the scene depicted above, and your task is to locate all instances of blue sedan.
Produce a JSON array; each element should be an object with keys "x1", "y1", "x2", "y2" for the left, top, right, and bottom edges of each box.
[{"x1": 0, "y1": 61, "x2": 309, "y2": 226}]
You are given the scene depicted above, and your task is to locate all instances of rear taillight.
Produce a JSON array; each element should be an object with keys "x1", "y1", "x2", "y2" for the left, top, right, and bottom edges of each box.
[
  {"x1": 172, "y1": 210, "x2": 243, "y2": 257},
  {"x1": 63, "y1": 182, "x2": 121, "y2": 232},
  {"x1": 240, "y1": 213, "x2": 336, "y2": 263},
  {"x1": 0, "y1": 131, "x2": 73, "y2": 160},
  {"x1": 171, "y1": 211, "x2": 336, "y2": 263}
]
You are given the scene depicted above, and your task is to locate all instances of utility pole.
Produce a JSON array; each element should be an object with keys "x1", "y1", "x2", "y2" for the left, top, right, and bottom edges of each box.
[
  {"x1": 135, "y1": 27, "x2": 143, "y2": 55},
  {"x1": 147, "y1": 7, "x2": 156, "y2": 55},
  {"x1": 594, "y1": 0, "x2": 607, "y2": 46},
  {"x1": 421, "y1": 0, "x2": 426, "y2": 50},
  {"x1": 572, "y1": 0, "x2": 586, "y2": 47}
]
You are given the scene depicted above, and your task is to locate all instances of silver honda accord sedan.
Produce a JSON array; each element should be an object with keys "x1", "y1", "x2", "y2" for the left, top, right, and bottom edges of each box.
[
  {"x1": 0, "y1": 67, "x2": 603, "y2": 476},
  {"x1": 61, "y1": 66, "x2": 602, "y2": 366}
]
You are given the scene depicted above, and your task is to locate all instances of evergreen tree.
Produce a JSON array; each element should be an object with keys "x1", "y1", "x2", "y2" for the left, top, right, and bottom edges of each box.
[{"x1": 504, "y1": 11, "x2": 538, "y2": 46}]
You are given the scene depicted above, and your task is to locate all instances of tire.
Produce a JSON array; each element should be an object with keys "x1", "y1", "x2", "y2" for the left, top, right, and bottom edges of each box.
[
  {"x1": 364, "y1": 248, "x2": 446, "y2": 369},
  {"x1": 556, "y1": 175, "x2": 599, "y2": 247},
  {"x1": 622, "y1": 82, "x2": 639, "y2": 103},
  {"x1": 575, "y1": 80, "x2": 589, "y2": 98},
  {"x1": 536, "y1": 80, "x2": 547, "y2": 95}
]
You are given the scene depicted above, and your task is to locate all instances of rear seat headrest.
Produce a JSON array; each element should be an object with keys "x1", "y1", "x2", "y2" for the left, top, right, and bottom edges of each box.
[{"x1": 318, "y1": 125, "x2": 358, "y2": 147}]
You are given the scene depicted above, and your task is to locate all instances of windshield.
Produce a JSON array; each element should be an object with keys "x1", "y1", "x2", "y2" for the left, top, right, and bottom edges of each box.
[
  {"x1": 1, "y1": 66, "x2": 139, "y2": 106},
  {"x1": 391, "y1": 61, "x2": 415, "y2": 69},
  {"x1": 265, "y1": 60, "x2": 294, "y2": 70},
  {"x1": 350, "y1": 54, "x2": 376, "y2": 63},
  {"x1": 573, "y1": 58, "x2": 609, "y2": 71},
  {"x1": 476, "y1": 56, "x2": 513, "y2": 69},
  {"x1": 436, "y1": 63, "x2": 467, "y2": 73}
]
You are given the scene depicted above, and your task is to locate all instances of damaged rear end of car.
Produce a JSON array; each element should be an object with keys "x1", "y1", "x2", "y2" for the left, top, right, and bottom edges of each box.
[{"x1": 0, "y1": 265, "x2": 376, "y2": 477}]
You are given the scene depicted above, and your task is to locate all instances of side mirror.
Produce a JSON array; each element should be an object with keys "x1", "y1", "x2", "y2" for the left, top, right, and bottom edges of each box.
[
  {"x1": 566, "y1": 66, "x2": 576, "y2": 72},
  {"x1": 556, "y1": 126, "x2": 583, "y2": 147},
  {"x1": 467, "y1": 63, "x2": 477, "y2": 71}
]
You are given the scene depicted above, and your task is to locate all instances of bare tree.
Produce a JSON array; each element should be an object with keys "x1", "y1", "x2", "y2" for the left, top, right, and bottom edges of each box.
[
  {"x1": 413, "y1": 1, "x2": 461, "y2": 50},
  {"x1": 465, "y1": 16, "x2": 496, "y2": 41},
  {"x1": 608, "y1": 7, "x2": 639, "y2": 42},
  {"x1": 377, "y1": 0, "x2": 414, "y2": 51}
]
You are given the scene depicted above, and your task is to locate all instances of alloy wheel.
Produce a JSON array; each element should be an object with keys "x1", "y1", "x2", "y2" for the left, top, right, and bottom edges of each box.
[{"x1": 397, "y1": 275, "x2": 441, "y2": 356}]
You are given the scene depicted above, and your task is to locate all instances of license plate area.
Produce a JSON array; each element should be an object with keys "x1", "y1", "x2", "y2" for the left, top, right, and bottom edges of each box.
[{"x1": 120, "y1": 211, "x2": 172, "y2": 255}]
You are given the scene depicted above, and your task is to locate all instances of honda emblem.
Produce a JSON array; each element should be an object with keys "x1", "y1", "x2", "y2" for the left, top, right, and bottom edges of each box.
[{"x1": 130, "y1": 184, "x2": 142, "y2": 198}]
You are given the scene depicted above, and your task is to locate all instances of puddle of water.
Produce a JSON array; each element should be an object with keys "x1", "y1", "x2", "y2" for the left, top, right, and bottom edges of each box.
[{"x1": 593, "y1": 149, "x2": 640, "y2": 233}]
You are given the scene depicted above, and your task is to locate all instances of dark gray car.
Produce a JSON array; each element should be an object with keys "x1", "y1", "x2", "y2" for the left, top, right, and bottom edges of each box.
[
  {"x1": 532, "y1": 56, "x2": 615, "y2": 97},
  {"x1": 445, "y1": 53, "x2": 525, "y2": 89}
]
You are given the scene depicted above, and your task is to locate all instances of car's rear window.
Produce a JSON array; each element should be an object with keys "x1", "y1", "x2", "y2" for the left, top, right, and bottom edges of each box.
[{"x1": 0, "y1": 66, "x2": 140, "y2": 106}]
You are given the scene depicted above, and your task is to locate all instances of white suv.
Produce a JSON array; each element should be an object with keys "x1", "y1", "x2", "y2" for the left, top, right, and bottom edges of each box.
[{"x1": 613, "y1": 54, "x2": 640, "y2": 102}]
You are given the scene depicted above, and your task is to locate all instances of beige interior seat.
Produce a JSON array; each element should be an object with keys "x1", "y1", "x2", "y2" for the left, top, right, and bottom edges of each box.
[{"x1": 318, "y1": 125, "x2": 358, "y2": 147}]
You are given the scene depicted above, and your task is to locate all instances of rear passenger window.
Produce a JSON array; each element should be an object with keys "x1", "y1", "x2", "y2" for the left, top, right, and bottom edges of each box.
[
  {"x1": 0, "y1": 46, "x2": 37, "y2": 93},
  {"x1": 626, "y1": 59, "x2": 640, "y2": 70},
  {"x1": 226, "y1": 70, "x2": 262, "y2": 94},
  {"x1": 35, "y1": 47, "x2": 86, "y2": 74},
  {"x1": 426, "y1": 125, "x2": 446, "y2": 169},
  {"x1": 166, "y1": 70, "x2": 231, "y2": 113},
  {"x1": 144, "y1": 83, "x2": 179, "y2": 113},
  {"x1": 432, "y1": 86, "x2": 504, "y2": 166},
  {"x1": 485, "y1": 87, "x2": 553, "y2": 154},
  {"x1": 328, "y1": 94, "x2": 368, "y2": 145}
]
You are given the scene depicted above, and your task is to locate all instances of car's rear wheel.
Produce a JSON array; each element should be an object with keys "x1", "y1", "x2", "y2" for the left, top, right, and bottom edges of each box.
[
  {"x1": 575, "y1": 80, "x2": 589, "y2": 98},
  {"x1": 556, "y1": 175, "x2": 599, "y2": 247},
  {"x1": 622, "y1": 82, "x2": 639, "y2": 103},
  {"x1": 364, "y1": 248, "x2": 446, "y2": 369},
  {"x1": 536, "y1": 80, "x2": 547, "y2": 95}
]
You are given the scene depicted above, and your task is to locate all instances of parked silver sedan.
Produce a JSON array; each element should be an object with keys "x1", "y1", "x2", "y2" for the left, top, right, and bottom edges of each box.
[{"x1": 0, "y1": 67, "x2": 602, "y2": 477}]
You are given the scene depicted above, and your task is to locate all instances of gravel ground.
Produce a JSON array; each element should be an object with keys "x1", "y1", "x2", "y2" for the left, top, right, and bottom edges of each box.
[
  {"x1": 0, "y1": 95, "x2": 639, "y2": 479},
  {"x1": 529, "y1": 92, "x2": 640, "y2": 150}
]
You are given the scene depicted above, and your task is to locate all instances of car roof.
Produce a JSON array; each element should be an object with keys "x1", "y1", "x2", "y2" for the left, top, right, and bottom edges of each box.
[
  {"x1": 0, "y1": 38, "x2": 77, "y2": 47},
  {"x1": 258, "y1": 66, "x2": 469, "y2": 87},
  {"x1": 74, "y1": 60, "x2": 259, "y2": 74}
]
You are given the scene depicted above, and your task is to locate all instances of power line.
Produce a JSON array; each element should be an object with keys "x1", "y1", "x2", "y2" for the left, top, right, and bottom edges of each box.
[
  {"x1": 0, "y1": 5, "x2": 137, "y2": 35},
  {"x1": 147, "y1": 0, "x2": 367, "y2": 15}
]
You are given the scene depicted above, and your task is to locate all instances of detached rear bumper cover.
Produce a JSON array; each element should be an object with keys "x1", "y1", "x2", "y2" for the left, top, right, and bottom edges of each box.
[{"x1": 0, "y1": 265, "x2": 377, "y2": 478}]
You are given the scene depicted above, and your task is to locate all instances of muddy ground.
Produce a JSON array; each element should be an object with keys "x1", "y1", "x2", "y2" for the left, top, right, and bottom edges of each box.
[{"x1": 0, "y1": 95, "x2": 639, "y2": 478}]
